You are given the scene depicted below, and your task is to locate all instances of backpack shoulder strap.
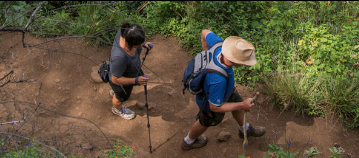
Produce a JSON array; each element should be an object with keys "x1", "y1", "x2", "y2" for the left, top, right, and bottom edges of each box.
[{"x1": 205, "y1": 41, "x2": 228, "y2": 81}]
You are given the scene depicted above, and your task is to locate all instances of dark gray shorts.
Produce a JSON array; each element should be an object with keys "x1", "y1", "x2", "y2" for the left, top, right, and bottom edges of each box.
[
  {"x1": 197, "y1": 88, "x2": 243, "y2": 127},
  {"x1": 109, "y1": 81, "x2": 133, "y2": 102}
]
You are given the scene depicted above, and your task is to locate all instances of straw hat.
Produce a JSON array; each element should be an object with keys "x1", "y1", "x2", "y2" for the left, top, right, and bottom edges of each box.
[{"x1": 222, "y1": 36, "x2": 256, "y2": 66}]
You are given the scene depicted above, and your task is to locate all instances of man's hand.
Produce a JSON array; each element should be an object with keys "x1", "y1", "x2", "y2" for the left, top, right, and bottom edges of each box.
[{"x1": 242, "y1": 98, "x2": 254, "y2": 112}]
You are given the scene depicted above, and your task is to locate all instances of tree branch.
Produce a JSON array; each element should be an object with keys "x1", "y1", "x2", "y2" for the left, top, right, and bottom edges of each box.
[{"x1": 24, "y1": 1, "x2": 46, "y2": 30}]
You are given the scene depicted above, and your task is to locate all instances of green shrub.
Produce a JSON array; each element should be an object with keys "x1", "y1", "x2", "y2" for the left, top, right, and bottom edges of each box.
[{"x1": 100, "y1": 140, "x2": 134, "y2": 158}]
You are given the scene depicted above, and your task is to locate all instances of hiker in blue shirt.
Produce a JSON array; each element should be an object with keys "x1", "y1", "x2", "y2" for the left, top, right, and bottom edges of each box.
[{"x1": 182, "y1": 30, "x2": 266, "y2": 150}]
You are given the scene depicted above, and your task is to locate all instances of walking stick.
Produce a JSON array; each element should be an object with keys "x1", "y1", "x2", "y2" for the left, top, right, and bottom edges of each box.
[
  {"x1": 141, "y1": 44, "x2": 153, "y2": 153},
  {"x1": 143, "y1": 74, "x2": 153, "y2": 153},
  {"x1": 243, "y1": 92, "x2": 259, "y2": 156}
]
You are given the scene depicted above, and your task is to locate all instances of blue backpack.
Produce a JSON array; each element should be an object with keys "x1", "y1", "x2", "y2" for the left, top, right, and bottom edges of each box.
[{"x1": 182, "y1": 41, "x2": 229, "y2": 95}]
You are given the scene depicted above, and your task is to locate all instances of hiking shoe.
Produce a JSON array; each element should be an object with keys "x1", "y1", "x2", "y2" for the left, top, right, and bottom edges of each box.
[
  {"x1": 112, "y1": 106, "x2": 136, "y2": 120},
  {"x1": 238, "y1": 123, "x2": 266, "y2": 139},
  {"x1": 181, "y1": 135, "x2": 208, "y2": 151},
  {"x1": 109, "y1": 90, "x2": 115, "y2": 98}
]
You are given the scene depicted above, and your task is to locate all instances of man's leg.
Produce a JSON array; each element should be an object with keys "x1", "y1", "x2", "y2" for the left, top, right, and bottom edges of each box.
[
  {"x1": 182, "y1": 120, "x2": 209, "y2": 150},
  {"x1": 231, "y1": 109, "x2": 244, "y2": 126},
  {"x1": 228, "y1": 88, "x2": 266, "y2": 138},
  {"x1": 188, "y1": 120, "x2": 208, "y2": 139}
]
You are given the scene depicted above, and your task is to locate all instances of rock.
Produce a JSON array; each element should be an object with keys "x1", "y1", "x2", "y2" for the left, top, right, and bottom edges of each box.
[
  {"x1": 167, "y1": 89, "x2": 175, "y2": 96},
  {"x1": 93, "y1": 87, "x2": 97, "y2": 91},
  {"x1": 55, "y1": 79, "x2": 61, "y2": 83},
  {"x1": 77, "y1": 96, "x2": 81, "y2": 99},
  {"x1": 61, "y1": 98, "x2": 66, "y2": 103},
  {"x1": 65, "y1": 87, "x2": 70, "y2": 90},
  {"x1": 148, "y1": 103, "x2": 156, "y2": 110},
  {"x1": 91, "y1": 66, "x2": 103, "y2": 83},
  {"x1": 78, "y1": 112, "x2": 83, "y2": 116},
  {"x1": 99, "y1": 88, "x2": 103, "y2": 94},
  {"x1": 217, "y1": 131, "x2": 231, "y2": 142},
  {"x1": 136, "y1": 102, "x2": 145, "y2": 109},
  {"x1": 58, "y1": 87, "x2": 62, "y2": 91}
]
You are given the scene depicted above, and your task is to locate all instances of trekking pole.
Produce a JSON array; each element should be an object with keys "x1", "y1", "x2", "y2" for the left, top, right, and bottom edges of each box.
[
  {"x1": 141, "y1": 43, "x2": 153, "y2": 68},
  {"x1": 143, "y1": 74, "x2": 152, "y2": 153},
  {"x1": 243, "y1": 92, "x2": 259, "y2": 156}
]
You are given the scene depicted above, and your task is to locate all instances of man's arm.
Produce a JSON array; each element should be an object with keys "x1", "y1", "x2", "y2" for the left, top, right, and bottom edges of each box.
[
  {"x1": 209, "y1": 98, "x2": 254, "y2": 113},
  {"x1": 201, "y1": 29, "x2": 211, "y2": 51}
]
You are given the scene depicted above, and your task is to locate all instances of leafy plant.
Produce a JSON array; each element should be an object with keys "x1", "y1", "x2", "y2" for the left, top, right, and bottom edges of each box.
[
  {"x1": 329, "y1": 146, "x2": 345, "y2": 158},
  {"x1": 303, "y1": 146, "x2": 321, "y2": 158},
  {"x1": 0, "y1": 1, "x2": 28, "y2": 27},
  {"x1": 100, "y1": 140, "x2": 134, "y2": 158}
]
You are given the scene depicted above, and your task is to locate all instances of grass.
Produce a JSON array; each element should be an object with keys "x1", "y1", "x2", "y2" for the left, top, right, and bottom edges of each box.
[
  {"x1": 0, "y1": 137, "x2": 134, "y2": 158},
  {"x1": 237, "y1": 128, "x2": 352, "y2": 158}
]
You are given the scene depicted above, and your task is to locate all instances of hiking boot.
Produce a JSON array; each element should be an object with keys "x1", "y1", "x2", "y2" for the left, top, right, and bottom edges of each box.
[
  {"x1": 238, "y1": 123, "x2": 266, "y2": 139},
  {"x1": 109, "y1": 90, "x2": 115, "y2": 98},
  {"x1": 181, "y1": 135, "x2": 208, "y2": 151},
  {"x1": 112, "y1": 105, "x2": 136, "y2": 120}
]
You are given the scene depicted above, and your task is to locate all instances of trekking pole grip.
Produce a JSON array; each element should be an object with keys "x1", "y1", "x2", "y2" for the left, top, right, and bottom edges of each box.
[
  {"x1": 145, "y1": 44, "x2": 153, "y2": 55},
  {"x1": 250, "y1": 92, "x2": 260, "y2": 104}
]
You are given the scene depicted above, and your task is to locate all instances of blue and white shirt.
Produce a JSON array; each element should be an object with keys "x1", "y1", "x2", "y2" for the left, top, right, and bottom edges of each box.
[{"x1": 195, "y1": 32, "x2": 235, "y2": 111}]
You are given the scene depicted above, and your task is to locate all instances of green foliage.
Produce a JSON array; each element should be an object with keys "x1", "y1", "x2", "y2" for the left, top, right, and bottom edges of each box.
[
  {"x1": 261, "y1": 65, "x2": 321, "y2": 116},
  {"x1": 265, "y1": 144, "x2": 298, "y2": 158},
  {"x1": 0, "y1": 138, "x2": 67, "y2": 158},
  {"x1": 303, "y1": 146, "x2": 321, "y2": 158},
  {"x1": 0, "y1": 137, "x2": 132, "y2": 158},
  {"x1": 263, "y1": 129, "x2": 302, "y2": 158},
  {"x1": 3, "y1": 1, "x2": 358, "y2": 129},
  {"x1": 318, "y1": 74, "x2": 359, "y2": 129},
  {"x1": 34, "y1": 9, "x2": 72, "y2": 35},
  {"x1": 101, "y1": 140, "x2": 134, "y2": 158},
  {"x1": 0, "y1": 1, "x2": 28, "y2": 27},
  {"x1": 329, "y1": 147, "x2": 345, "y2": 158}
]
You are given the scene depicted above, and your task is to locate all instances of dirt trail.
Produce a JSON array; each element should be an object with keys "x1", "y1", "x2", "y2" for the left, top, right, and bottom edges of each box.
[{"x1": 0, "y1": 32, "x2": 358, "y2": 157}]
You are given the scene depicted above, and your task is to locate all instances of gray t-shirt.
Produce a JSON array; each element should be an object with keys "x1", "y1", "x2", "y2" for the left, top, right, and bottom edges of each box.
[{"x1": 109, "y1": 28, "x2": 142, "y2": 86}]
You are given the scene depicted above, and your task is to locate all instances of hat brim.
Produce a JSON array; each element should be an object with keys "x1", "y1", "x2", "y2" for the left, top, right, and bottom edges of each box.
[{"x1": 226, "y1": 50, "x2": 256, "y2": 66}]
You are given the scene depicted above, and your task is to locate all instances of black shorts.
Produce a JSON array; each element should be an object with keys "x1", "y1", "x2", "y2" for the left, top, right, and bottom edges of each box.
[
  {"x1": 109, "y1": 81, "x2": 133, "y2": 102},
  {"x1": 197, "y1": 88, "x2": 243, "y2": 127}
]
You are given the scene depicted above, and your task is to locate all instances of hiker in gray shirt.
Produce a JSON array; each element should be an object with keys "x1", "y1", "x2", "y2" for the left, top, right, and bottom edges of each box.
[{"x1": 109, "y1": 22, "x2": 152, "y2": 120}]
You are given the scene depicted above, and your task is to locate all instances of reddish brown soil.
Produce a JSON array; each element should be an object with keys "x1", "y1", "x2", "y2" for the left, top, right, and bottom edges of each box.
[{"x1": 0, "y1": 32, "x2": 358, "y2": 157}]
